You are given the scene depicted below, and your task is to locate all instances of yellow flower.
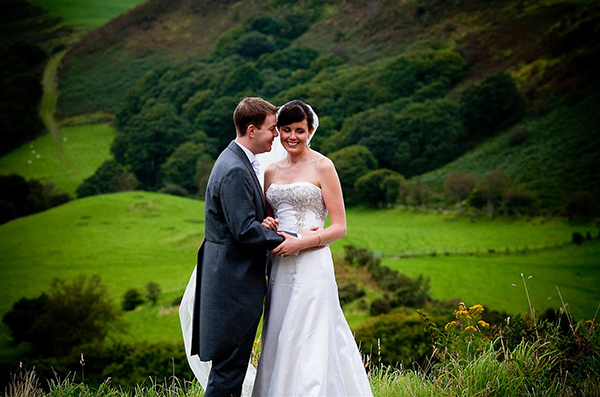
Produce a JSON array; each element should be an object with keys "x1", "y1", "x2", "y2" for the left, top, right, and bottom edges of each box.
[
  {"x1": 458, "y1": 302, "x2": 467, "y2": 311},
  {"x1": 466, "y1": 315, "x2": 472, "y2": 320},
  {"x1": 445, "y1": 321, "x2": 460, "y2": 331},
  {"x1": 455, "y1": 310, "x2": 469, "y2": 319},
  {"x1": 470, "y1": 304, "x2": 484, "y2": 314},
  {"x1": 465, "y1": 326, "x2": 478, "y2": 332},
  {"x1": 478, "y1": 320, "x2": 489, "y2": 328}
]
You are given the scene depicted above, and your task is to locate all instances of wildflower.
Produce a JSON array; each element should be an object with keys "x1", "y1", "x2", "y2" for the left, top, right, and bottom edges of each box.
[
  {"x1": 465, "y1": 326, "x2": 478, "y2": 332},
  {"x1": 445, "y1": 321, "x2": 460, "y2": 331},
  {"x1": 478, "y1": 320, "x2": 489, "y2": 328},
  {"x1": 469, "y1": 304, "x2": 484, "y2": 314},
  {"x1": 458, "y1": 302, "x2": 467, "y2": 311},
  {"x1": 455, "y1": 310, "x2": 469, "y2": 319}
]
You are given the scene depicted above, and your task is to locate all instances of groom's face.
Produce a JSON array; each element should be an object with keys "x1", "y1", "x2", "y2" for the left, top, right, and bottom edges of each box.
[{"x1": 253, "y1": 113, "x2": 278, "y2": 154}]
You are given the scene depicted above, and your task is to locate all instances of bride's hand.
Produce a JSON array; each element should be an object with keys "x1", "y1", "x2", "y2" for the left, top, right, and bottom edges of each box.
[
  {"x1": 299, "y1": 227, "x2": 325, "y2": 251},
  {"x1": 262, "y1": 217, "x2": 279, "y2": 230}
]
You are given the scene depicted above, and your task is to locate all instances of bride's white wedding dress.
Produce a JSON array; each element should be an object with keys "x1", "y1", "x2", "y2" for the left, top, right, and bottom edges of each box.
[{"x1": 252, "y1": 182, "x2": 372, "y2": 396}]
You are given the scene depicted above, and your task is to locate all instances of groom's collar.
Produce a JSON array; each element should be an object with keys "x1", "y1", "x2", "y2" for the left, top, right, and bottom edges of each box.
[{"x1": 233, "y1": 139, "x2": 256, "y2": 165}]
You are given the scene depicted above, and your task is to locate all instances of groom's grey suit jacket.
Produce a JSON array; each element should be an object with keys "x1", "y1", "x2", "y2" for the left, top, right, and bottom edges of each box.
[{"x1": 191, "y1": 140, "x2": 285, "y2": 361}]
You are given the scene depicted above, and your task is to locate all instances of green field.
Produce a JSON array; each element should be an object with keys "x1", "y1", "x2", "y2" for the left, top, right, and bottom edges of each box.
[
  {"x1": 1, "y1": 192, "x2": 598, "y2": 349},
  {"x1": 30, "y1": 0, "x2": 145, "y2": 28},
  {"x1": 331, "y1": 208, "x2": 591, "y2": 256},
  {"x1": 0, "y1": 124, "x2": 115, "y2": 195},
  {"x1": 385, "y1": 242, "x2": 600, "y2": 321}
]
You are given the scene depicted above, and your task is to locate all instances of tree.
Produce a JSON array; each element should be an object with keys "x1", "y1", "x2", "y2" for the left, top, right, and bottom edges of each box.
[
  {"x1": 257, "y1": 46, "x2": 319, "y2": 71},
  {"x1": 460, "y1": 72, "x2": 526, "y2": 139},
  {"x1": 161, "y1": 142, "x2": 213, "y2": 193},
  {"x1": 145, "y1": 282, "x2": 161, "y2": 306},
  {"x1": 408, "y1": 181, "x2": 434, "y2": 209},
  {"x1": 112, "y1": 102, "x2": 193, "y2": 189},
  {"x1": 76, "y1": 160, "x2": 139, "y2": 198},
  {"x1": 503, "y1": 187, "x2": 537, "y2": 216},
  {"x1": 565, "y1": 191, "x2": 597, "y2": 218},
  {"x1": 0, "y1": 174, "x2": 70, "y2": 224},
  {"x1": 231, "y1": 32, "x2": 276, "y2": 59},
  {"x1": 221, "y1": 64, "x2": 263, "y2": 96},
  {"x1": 2, "y1": 275, "x2": 120, "y2": 356},
  {"x1": 379, "y1": 56, "x2": 419, "y2": 98},
  {"x1": 472, "y1": 169, "x2": 511, "y2": 217},
  {"x1": 328, "y1": 145, "x2": 378, "y2": 205},
  {"x1": 250, "y1": 16, "x2": 281, "y2": 36},
  {"x1": 391, "y1": 99, "x2": 465, "y2": 177},
  {"x1": 195, "y1": 96, "x2": 240, "y2": 151},
  {"x1": 122, "y1": 288, "x2": 145, "y2": 311},
  {"x1": 444, "y1": 172, "x2": 479, "y2": 214},
  {"x1": 354, "y1": 169, "x2": 403, "y2": 208}
]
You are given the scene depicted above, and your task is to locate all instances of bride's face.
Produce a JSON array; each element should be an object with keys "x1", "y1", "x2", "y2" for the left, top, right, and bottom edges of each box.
[{"x1": 279, "y1": 118, "x2": 314, "y2": 153}]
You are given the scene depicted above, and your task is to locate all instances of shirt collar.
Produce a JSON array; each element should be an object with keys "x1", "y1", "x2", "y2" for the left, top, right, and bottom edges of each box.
[{"x1": 234, "y1": 139, "x2": 257, "y2": 165}]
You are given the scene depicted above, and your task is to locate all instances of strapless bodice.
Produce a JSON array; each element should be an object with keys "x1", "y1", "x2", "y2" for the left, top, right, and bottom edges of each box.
[{"x1": 266, "y1": 182, "x2": 328, "y2": 234}]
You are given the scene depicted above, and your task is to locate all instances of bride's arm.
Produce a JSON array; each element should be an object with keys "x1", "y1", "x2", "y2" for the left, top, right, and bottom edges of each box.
[{"x1": 311, "y1": 156, "x2": 346, "y2": 246}]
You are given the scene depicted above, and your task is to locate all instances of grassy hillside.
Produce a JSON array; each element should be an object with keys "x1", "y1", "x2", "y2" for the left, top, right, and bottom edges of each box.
[
  {"x1": 55, "y1": 0, "x2": 597, "y2": 117},
  {"x1": 30, "y1": 0, "x2": 145, "y2": 29},
  {"x1": 418, "y1": 89, "x2": 600, "y2": 211},
  {"x1": 385, "y1": 241, "x2": 600, "y2": 321},
  {"x1": 0, "y1": 123, "x2": 115, "y2": 195},
  {"x1": 1, "y1": 192, "x2": 597, "y2": 329}
]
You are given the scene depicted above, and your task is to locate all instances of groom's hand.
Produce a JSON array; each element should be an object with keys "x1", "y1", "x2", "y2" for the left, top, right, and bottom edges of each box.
[{"x1": 270, "y1": 232, "x2": 303, "y2": 257}]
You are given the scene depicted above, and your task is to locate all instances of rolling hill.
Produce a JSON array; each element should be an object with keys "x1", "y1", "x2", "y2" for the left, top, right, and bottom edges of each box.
[{"x1": 1, "y1": 191, "x2": 597, "y2": 323}]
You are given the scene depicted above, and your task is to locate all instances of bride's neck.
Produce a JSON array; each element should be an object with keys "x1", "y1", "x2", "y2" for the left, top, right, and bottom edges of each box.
[{"x1": 286, "y1": 147, "x2": 311, "y2": 165}]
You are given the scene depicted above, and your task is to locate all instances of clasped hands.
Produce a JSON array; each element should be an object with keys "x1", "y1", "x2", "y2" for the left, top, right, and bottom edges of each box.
[{"x1": 261, "y1": 216, "x2": 323, "y2": 257}]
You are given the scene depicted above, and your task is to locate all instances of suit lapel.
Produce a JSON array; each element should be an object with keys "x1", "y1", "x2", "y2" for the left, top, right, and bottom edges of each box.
[{"x1": 227, "y1": 141, "x2": 267, "y2": 214}]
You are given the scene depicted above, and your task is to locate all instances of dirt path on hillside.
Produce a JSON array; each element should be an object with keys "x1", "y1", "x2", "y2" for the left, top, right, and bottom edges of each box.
[{"x1": 40, "y1": 49, "x2": 72, "y2": 166}]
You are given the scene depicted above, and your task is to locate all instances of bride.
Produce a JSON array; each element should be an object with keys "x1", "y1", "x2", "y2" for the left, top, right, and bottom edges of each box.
[
  {"x1": 179, "y1": 100, "x2": 372, "y2": 396},
  {"x1": 252, "y1": 100, "x2": 372, "y2": 396}
]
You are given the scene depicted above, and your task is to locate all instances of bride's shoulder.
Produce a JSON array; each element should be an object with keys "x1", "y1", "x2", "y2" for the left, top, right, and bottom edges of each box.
[{"x1": 311, "y1": 150, "x2": 335, "y2": 170}]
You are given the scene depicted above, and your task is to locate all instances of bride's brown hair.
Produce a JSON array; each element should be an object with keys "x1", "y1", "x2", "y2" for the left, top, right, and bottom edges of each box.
[{"x1": 277, "y1": 100, "x2": 315, "y2": 130}]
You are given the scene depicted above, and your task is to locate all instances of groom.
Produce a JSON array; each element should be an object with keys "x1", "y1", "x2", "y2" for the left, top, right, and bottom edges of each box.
[{"x1": 191, "y1": 97, "x2": 303, "y2": 396}]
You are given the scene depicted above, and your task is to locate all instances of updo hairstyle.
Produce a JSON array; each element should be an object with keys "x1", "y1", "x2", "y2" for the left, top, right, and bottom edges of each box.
[{"x1": 277, "y1": 100, "x2": 314, "y2": 131}]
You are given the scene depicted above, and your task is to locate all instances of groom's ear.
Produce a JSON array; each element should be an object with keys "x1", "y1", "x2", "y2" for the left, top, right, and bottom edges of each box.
[{"x1": 247, "y1": 124, "x2": 255, "y2": 138}]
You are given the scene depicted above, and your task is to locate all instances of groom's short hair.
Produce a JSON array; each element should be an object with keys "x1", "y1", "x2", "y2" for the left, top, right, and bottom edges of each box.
[{"x1": 234, "y1": 97, "x2": 278, "y2": 137}]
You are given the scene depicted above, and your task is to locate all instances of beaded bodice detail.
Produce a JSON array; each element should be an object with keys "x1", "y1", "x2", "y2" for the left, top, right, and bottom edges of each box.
[{"x1": 266, "y1": 182, "x2": 328, "y2": 233}]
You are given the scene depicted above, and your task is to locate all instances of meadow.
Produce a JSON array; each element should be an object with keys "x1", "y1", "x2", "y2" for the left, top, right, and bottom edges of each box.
[
  {"x1": 0, "y1": 124, "x2": 115, "y2": 195},
  {"x1": 1, "y1": 191, "x2": 597, "y2": 352}
]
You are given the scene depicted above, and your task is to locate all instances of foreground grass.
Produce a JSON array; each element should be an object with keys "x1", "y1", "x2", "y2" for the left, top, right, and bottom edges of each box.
[{"x1": 0, "y1": 123, "x2": 115, "y2": 195}]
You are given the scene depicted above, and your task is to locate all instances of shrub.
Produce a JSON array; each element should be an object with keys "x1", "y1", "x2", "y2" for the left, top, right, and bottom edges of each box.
[
  {"x1": 158, "y1": 183, "x2": 188, "y2": 197},
  {"x1": 338, "y1": 283, "x2": 366, "y2": 306},
  {"x1": 2, "y1": 275, "x2": 120, "y2": 357},
  {"x1": 572, "y1": 232, "x2": 584, "y2": 245},
  {"x1": 353, "y1": 312, "x2": 433, "y2": 367},
  {"x1": 460, "y1": 72, "x2": 526, "y2": 139},
  {"x1": 508, "y1": 126, "x2": 529, "y2": 146},
  {"x1": 370, "y1": 295, "x2": 394, "y2": 316},
  {"x1": 122, "y1": 288, "x2": 145, "y2": 311},
  {"x1": 76, "y1": 160, "x2": 139, "y2": 198},
  {"x1": 144, "y1": 282, "x2": 161, "y2": 306}
]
